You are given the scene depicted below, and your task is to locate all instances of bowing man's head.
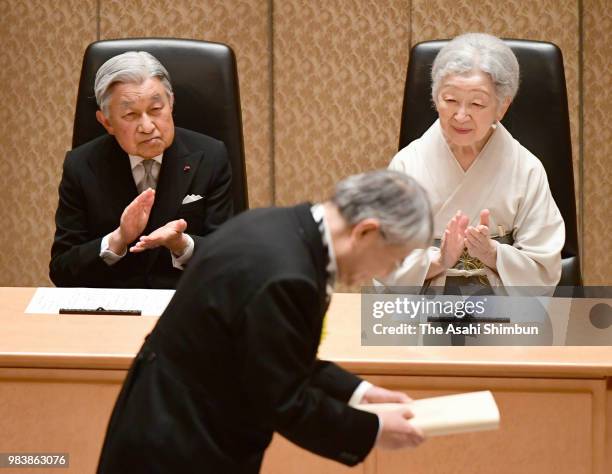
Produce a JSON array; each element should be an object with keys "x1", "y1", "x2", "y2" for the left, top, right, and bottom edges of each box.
[
  {"x1": 94, "y1": 51, "x2": 175, "y2": 159},
  {"x1": 325, "y1": 170, "x2": 433, "y2": 286}
]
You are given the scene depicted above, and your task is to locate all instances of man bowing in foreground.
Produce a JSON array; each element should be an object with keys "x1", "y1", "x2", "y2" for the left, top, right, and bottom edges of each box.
[{"x1": 97, "y1": 170, "x2": 433, "y2": 473}]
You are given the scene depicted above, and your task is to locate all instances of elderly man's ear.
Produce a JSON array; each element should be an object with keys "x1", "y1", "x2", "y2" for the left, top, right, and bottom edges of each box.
[
  {"x1": 351, "y1": 218, "x2": 382, "y2": 244},
  {"x1": 96, "y1": 110, "x2": 115, "y2": 136}
]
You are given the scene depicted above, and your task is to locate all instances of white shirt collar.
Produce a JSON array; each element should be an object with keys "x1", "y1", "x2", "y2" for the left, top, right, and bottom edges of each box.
[
  {"x1": 310, "y1": 203, "x2": 337, "y2": 288},
  {"x1": 128, "y1": 153, "x2": 163, "y2": 170}
]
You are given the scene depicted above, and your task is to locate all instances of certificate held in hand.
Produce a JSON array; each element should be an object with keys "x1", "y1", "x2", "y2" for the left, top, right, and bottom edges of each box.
[{"x1": 356, "y1": 390, "x2": 500, "y2": 437}]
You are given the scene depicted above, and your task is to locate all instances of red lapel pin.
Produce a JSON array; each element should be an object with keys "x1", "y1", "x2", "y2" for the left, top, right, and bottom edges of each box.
[{"x1": 183, "y1": 165, "x2": 191, "y2": 172}]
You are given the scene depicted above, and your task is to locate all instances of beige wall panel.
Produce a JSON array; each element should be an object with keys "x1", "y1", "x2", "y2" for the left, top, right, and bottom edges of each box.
[
  {"x1": 100, "y1": 0, "x2": 273, "y2": 208},
  {"x1": 0, "y1": 0, "x2": 97, "y2": 286},
  {"x1": 273, "y1": 0, "x2": 411, "y2": 205},
  {"x1": 583, "y1": 0, "x2": 612, "y2": 285}
]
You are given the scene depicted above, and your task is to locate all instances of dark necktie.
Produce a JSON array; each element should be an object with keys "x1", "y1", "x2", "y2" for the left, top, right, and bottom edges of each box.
[{"x1": 139, "y1": 159, "x2": 156, "y2": 192}]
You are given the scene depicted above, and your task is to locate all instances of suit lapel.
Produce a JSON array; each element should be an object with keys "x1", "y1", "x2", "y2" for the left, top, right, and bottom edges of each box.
[
  {"x1": 146, "y1": 131, "x2": 200, "y2": 234},
  {"x1": 90, "y1": 136, "x2": 139, "y2": 219}
]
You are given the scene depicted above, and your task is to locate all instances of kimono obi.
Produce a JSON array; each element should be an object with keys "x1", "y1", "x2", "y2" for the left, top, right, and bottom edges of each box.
[{"x1": 432, "y1": 233, "x2": 515, "y2": 278}]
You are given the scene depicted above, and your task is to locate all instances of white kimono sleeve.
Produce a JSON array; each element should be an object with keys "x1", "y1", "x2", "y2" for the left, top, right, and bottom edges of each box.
[{"x1": 495, "y1": 161, "x2": 564, "y2": 287}]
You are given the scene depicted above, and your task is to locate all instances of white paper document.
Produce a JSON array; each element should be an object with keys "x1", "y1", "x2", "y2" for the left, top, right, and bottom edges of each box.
[
  {"x1": 25, "y1": 287, "x2": 176, "y2": 316},
  {"x1": 356, "y1": 390, "x2": 500, "y2": 437}
]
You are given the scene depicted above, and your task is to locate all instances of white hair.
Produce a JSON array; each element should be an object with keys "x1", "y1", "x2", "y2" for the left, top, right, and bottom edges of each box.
[
  {"x1": 94, "y1": 51, "x2": 173, "y2": 115},
  {"x1": 332, "y1": 170, "x2": 433, "y2": 246},
  {"x1": 431, "y1": 33, "x2": 520, "y2": 105}
]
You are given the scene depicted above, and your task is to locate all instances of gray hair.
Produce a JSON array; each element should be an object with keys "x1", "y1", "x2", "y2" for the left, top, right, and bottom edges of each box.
[
  {"x1": 332, "y1": 170, "x2": 433, "y2": 246},
  {"x1": 431, "y1": 33, "x2": 520, "y2": 105},
  {"x1": 94, "y1": 51, "x2": 173, "y2": 115}
]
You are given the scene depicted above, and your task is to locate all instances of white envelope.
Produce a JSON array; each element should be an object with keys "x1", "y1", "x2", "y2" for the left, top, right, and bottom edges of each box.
[
  {"x1": 182, "y1": 194, "x2": 204, "y2": 204},
  {"x1": 356, "y1": 390, "x2": 500, "y2": 437}
]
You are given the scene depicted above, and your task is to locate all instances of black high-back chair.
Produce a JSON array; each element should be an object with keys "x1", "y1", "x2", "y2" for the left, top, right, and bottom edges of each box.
[
  {"x1": 73, "y1": 37, "x2": 248, "y2": 213},
  {"x1": 399, "y1": 39, "x2": 581, "y2": 286}
]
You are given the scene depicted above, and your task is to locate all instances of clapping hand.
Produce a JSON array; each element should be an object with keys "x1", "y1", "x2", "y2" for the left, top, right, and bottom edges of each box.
[
  {"x1": 426, "y1": 211, "x2": 469, "y2": 279},
  {"x1": 131, "y1": 219, "x2": 189, "y2": 256},
  {"x1": 439, "y1": 211, "x2": 469, "y2": 269},
  {"x1": 108, "y1": 188, "x2": 155, "y2": 255},
  {"x1": 465, "y1": 209, "x2": 498, "y2": 270}
]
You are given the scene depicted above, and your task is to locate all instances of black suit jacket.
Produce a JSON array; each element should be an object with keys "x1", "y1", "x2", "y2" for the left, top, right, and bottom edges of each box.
[
  {"x1": 97, "y1": 204, "x2": 379, "y2": 473},
  {"x1": 50, "y1": 127, "x2": 233, "y2": 288}
]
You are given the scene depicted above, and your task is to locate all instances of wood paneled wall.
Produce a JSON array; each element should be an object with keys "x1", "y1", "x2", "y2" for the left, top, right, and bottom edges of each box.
[{"x1": 0, "y1": 0, "x2": 609, "y2": 286}]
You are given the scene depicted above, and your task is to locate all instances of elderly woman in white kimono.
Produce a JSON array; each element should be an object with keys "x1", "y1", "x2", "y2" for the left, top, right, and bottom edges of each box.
[{"x1": 385, "y1": 33, "x2": 565, "y2": 292}]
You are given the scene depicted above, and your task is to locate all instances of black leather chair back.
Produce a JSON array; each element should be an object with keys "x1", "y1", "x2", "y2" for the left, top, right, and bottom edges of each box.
[
  {"x1": 399, "y1": 39, "x2": 581, "y2": 286},
  {"x1": 73, "y1": 38, "x2": 248, "y2": 213}
]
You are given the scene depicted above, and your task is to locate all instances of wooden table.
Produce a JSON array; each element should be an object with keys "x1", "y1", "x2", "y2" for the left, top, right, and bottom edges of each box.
[{"x1": 1, "y1": 288, "x2": 610, "y2": 473}]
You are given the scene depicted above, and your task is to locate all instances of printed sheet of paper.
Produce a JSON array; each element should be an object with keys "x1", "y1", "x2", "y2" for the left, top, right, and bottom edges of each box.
[
  {"x1": 25, "y1": 287, "x2": 175, "y2": 316},
  {"x1": 357, "y1": 390, "x2": 500, "y2": 437}
]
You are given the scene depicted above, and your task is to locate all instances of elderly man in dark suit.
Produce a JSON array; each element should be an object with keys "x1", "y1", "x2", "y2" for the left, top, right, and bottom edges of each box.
[
  {"x1": 50, "y1": 51, "x2": 232, "y2": 288},
  {"x1": 97, "y1": 170, "x2": 433, "y2": 473}
]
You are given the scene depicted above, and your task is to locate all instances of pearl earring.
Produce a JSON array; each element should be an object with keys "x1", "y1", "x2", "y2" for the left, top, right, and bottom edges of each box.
[{"x1": 491, "y1": 122, "x2": 497, "y2": 129}]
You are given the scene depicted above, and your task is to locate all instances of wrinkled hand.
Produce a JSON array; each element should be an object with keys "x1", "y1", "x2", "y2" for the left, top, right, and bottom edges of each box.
[
  {"x1": 130, "y1": 219, "x2": 188, "y2": 255},
  {"x1": 361, "y1": 386, "x2": 412, "y2": 404},
  {"x1": 439, "y1": 211, "x2": 469, "y2": 269},
  {"x1": 465, "y1": 209, "x2": 498, "y2": 270},
  {"x1": 109, "y1": 189, "x2": 155, "y2": 254},
  {"x1": 376, "y1": 407, "x2": 425, "y2": 450}
]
